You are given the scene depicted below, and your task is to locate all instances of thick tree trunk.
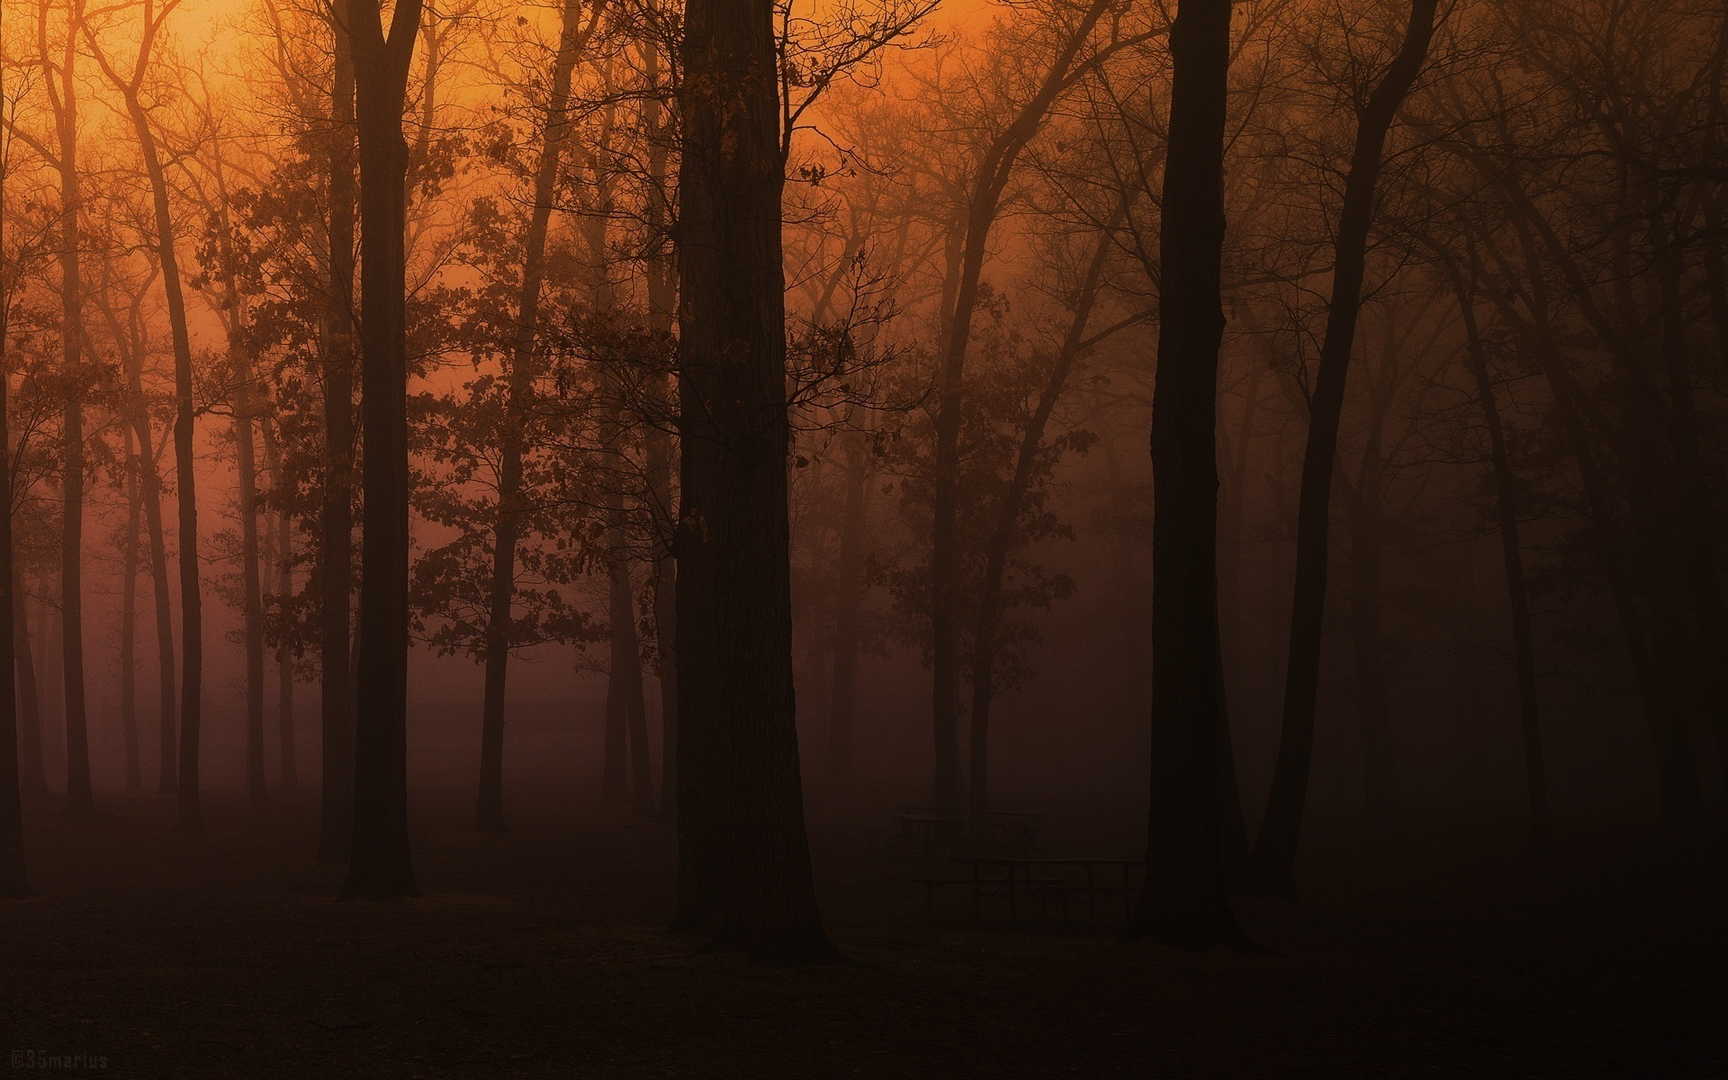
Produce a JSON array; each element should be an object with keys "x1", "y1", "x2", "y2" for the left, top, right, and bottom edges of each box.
[
  {"x1": 1250, "y1": 0, "x2": 1437, "y2": 895},
  {"x1": 475, "y1": 0, "x2": 589, "y2": 834},
  {"x1": 318, "y1": 11, "x2": 358, "y2": 864},
  {"x1": 674, "y1": 0, "x2": 827, "y2": 956},
  {"x1": 1130, "y1": 0, "x2": 1239, "y2": 947},
  {"x1": 343, "y1": 0, "x2": 423, "y2": 900}
]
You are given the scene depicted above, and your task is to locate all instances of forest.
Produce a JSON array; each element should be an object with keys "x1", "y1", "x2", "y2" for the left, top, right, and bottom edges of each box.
[{"x1": 1, "y1": 0, "x2": 1725, "y2": 1075}]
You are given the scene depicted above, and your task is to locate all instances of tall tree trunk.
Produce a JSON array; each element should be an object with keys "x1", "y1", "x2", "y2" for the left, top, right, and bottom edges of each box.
[
  {"x1": 475, "y1": 0, "x2": 591, "y2": 834},
  {"x1": 929, "y1": 0, "x2": 1114, "y2": 811},
  {"x1": 674, "y1": 0, "x2": 827, "y2": 956},
  {"x1": 1249, "y1": 0, "x2": 1437, "y2": 895},
  {"x1": 826, "y1": 427, "x2": 870, "y2": 786},
  {"x1": 113, "y1": 91, "x2": 204, "y2": 835},
  {"x1": 343, "y1": 0, "x2": 423, "y2": 899},
  {"x1": 126, "y1": 340, "x2": 176, "y2": 798},
  {"x1": 261, "y1": 423, "x2": 297, "y2": 792},
  {"x1": 234, "y1": 344, "x2": 268, "y2": 811},
  {"x1": 969, "y1": 225, "x2": 1113, "y2": 826},
  {"x1": 54, "y1": 0, "x2": 91, "y2": 817},
  {"x1": 318, "y1": 9, "x2": 358, "y2": 864},
  {"x1": 1445, "y1": 253, "x2": 1549, "y2": 842},
  {"x1": 120, "y1": 426, "x2": 142, "y2": 792},
  {"x1": 0, "y1": 47, "x2": 27, "y2": 888},
  {"x1": 1130, "y1": 0, "x2": 1239, "y2": 947},
  {"x1": 642, "y1": 37, "x2": 679, "y2": 821},
  {"x1": 604, "y1": 540, "x2": 651, "y2": 815}
]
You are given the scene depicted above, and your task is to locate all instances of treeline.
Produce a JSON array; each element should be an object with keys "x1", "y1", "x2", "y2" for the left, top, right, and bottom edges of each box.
[{"x1": 0, "y1": 0, "x2": 1724, "y2": 948}]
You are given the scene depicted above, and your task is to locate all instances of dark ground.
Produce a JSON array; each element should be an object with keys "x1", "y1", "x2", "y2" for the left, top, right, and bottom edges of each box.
[{"x1": 2, "y1": 784, "x2": 1724, "y2": 1079}]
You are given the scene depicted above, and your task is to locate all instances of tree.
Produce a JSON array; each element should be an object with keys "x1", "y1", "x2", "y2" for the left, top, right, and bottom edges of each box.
[
  {"x1": 343, "y1": 0, "x2": 424, "y2": 900},
  {"x1": 674, "y1": 0, "x2": 827, "y2": 955},
  {"x1": 474, "y1": 0, "x2": 601, "y2": 834},
  {"x1": 83, "y1": 0, "x2": 208, "y2": 834},
  {"x1": 1250, "y1": 0, "x2": 1439, "y2": 896},
  {"x1": 1, "y1": 9, "x2": 31, "y2": 896},
  {"x1": 1128, "y1": 0, "x2": 1239, "y2": 948}
]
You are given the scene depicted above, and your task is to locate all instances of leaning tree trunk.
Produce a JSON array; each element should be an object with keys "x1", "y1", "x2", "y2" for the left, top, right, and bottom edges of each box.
[
  {"x1": 1129, "y1": 0, "x2": 1240, "y2": 948},
  {"x1": 318, "y1": 8, "x2": 358, "y2": 863},
  {"x1": 674, "y1": 0, "x2": 827, "y2": 956},
  {"x1": 474, "y1": 0, "x2": 590, "y2": 834},
  {"x1": 343, "y1": 0, "x2": 423, "y2": 900},
  {"x1": 1250, "y1": 0, "x2": 1437, "y2": 896}
]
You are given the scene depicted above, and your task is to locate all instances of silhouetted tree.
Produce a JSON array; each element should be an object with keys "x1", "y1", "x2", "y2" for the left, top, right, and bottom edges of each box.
[
  {"x1": 1129, "y1": 0, "x2": 1239, "y2": 948},
  {"x1": 343, "y1": 0, "x2": 423, "y2": 899},
  {"x1": 674, "y1": 0, "x2": 827, "y2": 955},
  {"x1": 1251, "y1": 0, "x2": 1438, "y2": 896}
]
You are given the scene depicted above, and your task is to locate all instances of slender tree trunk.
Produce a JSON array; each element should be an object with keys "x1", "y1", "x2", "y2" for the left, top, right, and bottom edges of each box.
[
  {"x1": 261, "y1": 423, "x2": 297, "y2": 793},
  {"x1": 53, "y1": 3, "x2": 91, "y2": 817},
  {"x1": 0, "y1": 58, "x2": 27, "y2": 889},
  {"x1": 234, "y1": 344, "x2": 268, "y2": 811},
  {"x1": 120, "y1": 427, "x2": 142, "y2": 792},
  {"x1": 318, "y1": 10, "x2": 358, "y2": 864},
  {"x1": 110, "y1": 85, "x2": 205, "y2": 834},
  {"x1": 343, "y1": 0, "x2": 423, "y2": 899},
  {"x1": 1130, "y1": 0, "x2": 1239, "y2": 947},
  {"x1": 826, "y1": 428, "x2": 870, "y2": 786},
  {"x1": 1345, "y1": 462, "x2": 1396, "y2": 824},
  {"x1": 969, "y1": 225, "x2": 1113, "y2": 826},
  {"x1": 1249, "y1": 0, "x2": 1437, "y2": 895},
  {"x1": 475, "y1": 0, "x2": 589, "y2": 834},
  {"x1": 13, "y1": 572, "x2": 44, "y2": 798},
  {"x1": 642, "y1": 39, "x2": 679, "y2": 821},
  {"x1": 126, "y1": 349, "x2": 176, "y2": 798},
  {"x1": 674, "y1": 0, "x2": 827, "y2": 956},
  {"x1": 605, "y1": 539, "x2": 651, "y2": 815},
  {"x1": 1446, "y1": 256, "x2": 1549, "y2": 841},
  {"x1": 928, "y1": 0, "x2": 1114, "y2": 811}
]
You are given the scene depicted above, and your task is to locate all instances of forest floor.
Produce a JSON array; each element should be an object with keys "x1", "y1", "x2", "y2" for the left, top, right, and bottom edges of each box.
[{"x1": 2, "y1": 789, "x2": 1724, "y2": 1079}]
